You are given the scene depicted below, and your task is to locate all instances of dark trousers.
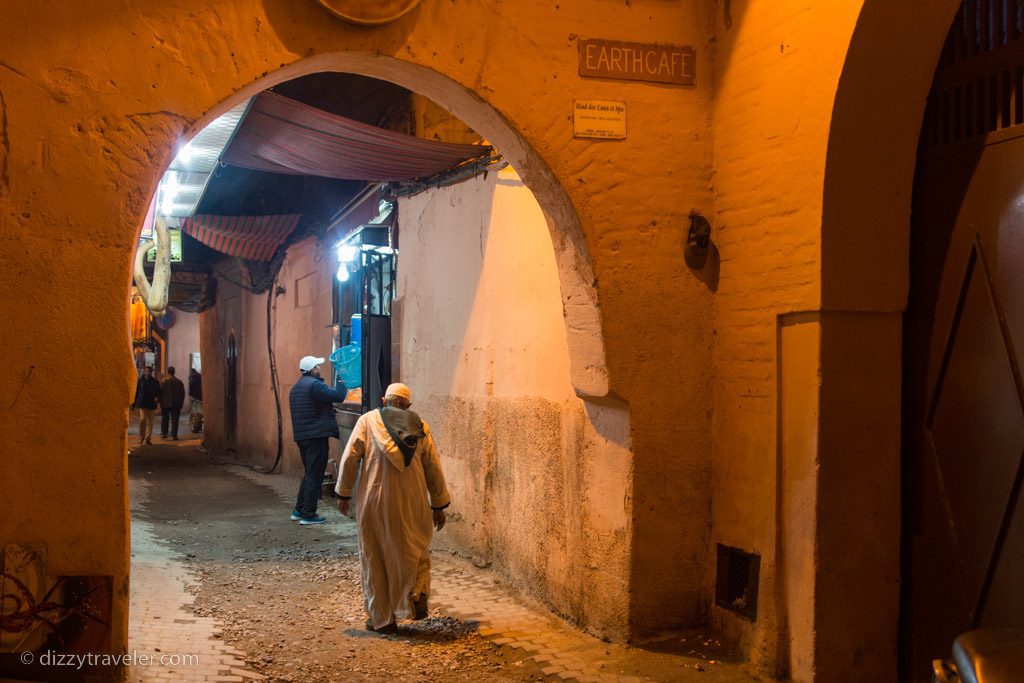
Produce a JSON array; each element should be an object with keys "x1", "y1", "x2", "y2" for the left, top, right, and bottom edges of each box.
[
  {"x1": 161, "y1": 408, "x2": 181, "y2": 438},
  {"x1": 295, "y1": 438, "x2": 329, "y2": 518}
]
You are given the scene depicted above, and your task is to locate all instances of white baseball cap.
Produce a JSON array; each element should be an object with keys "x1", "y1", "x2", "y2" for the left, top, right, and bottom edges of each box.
[
  {"x1": 384, "y1": 383, "x2": 412, "y2": 401},
  {"x1": 299, "y1": 356, "x2": 325, "y2": 372}
]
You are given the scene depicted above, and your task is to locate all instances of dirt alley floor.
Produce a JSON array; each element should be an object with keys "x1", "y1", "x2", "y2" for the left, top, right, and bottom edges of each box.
[{"x1": 128, "y1": 439, "x2": 763, "y2": 682}]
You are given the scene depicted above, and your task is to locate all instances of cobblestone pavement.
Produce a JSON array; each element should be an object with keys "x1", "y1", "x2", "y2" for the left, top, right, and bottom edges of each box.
[
  {"x1": 0, "y1": 429, "x2": 761, "y2": 683},
  {"x1": 127, "y1": 438, "x2": 265, "y2": 683},
  {"x1": 432, "y1": 566, "x2": 657, "y2": 683},
  {"x1": 232, "y1": 466, "x2": 761, "y2": 683}
]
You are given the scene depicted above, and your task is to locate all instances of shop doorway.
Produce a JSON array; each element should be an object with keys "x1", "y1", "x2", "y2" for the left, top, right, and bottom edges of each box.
[
  {"x1": 333, "y1": 223, "x2": 395, "y2": 419},
  {"x1": 902, "y1": 4, "x2": 1024, "y2": 677}
]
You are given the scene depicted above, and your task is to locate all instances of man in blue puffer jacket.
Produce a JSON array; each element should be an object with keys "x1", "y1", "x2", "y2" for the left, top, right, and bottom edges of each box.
[{"x1": 288, "y1": 355, "x2": 347, "y2": 525}]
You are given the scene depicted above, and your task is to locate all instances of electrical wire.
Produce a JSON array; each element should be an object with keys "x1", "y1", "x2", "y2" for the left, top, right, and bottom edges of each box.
[
  {"x1": 255, "y1": 271, "x2": 284, "y2": 474},
  {"x1": 210, "y1": 260, "x2": 255, "y2": 292},
  {"x1": 387, "y1": 153, "x2": 507, "y2": 197}
]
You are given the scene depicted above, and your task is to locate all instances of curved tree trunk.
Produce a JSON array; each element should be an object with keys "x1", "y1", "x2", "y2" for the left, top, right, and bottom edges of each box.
[{"x1": 133, "y1": 216, "x2": 171, "y2": 317}]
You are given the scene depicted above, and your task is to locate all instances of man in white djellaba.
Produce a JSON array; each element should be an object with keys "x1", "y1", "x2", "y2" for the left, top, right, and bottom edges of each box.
[{"x1": 336, "y1": 382, "x2": 451, "y2": 634}]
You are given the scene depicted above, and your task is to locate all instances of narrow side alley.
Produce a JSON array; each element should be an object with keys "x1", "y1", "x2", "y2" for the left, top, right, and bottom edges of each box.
[{"x1": 126, "y1": 439, "x2": 761, "y2": 683}]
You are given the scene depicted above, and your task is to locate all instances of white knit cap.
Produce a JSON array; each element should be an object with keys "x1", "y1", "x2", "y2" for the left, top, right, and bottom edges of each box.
[
  {"x1": 384, "y1": 382, "x2": 412, "y2": 401},
  {"x1": 299, "y1": 355, "x2": 325, "y2": 372}
]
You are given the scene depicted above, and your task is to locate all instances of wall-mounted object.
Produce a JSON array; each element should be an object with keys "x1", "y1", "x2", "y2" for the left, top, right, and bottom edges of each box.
[
  {"x1": 573, "y1": 100, "x2": 627, "y2": 140},
  {"x1": 578, "y1": 38, "x2": 696, "y2": 86},
  {"x1": 685, "y1": 211, "x2": 712, "y2": 269},
  {"x1": 316, "y1": 0, "x2": 420, "y2": 25}
]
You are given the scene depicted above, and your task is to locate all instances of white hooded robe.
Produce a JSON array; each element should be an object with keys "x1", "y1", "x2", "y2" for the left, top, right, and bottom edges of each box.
[{"x1": 336, "y1": 409, "x2": 450, "y2": 628}]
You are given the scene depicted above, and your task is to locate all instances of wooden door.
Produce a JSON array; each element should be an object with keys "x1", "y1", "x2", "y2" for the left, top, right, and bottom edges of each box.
[{"x1": 904, "y1": 7, "x2": 1024, "y2": 677}]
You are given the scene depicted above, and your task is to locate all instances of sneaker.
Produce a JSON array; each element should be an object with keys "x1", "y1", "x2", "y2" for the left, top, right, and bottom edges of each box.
[
  {"x1": 289, "y1": 509, "x2": 302, "y2": 521},
  {"x1": 366, "y1": 619, "x2": 397, "y2": 635},
  {"x1": 412, "y1": 593, "x2": 428, "y2": 620},
  {"x1": 299, "y1": 515, "x2": 326, "y2": 525},
  {"x1": 144, "y1": 438, "x2": 152, "y2": 445}
]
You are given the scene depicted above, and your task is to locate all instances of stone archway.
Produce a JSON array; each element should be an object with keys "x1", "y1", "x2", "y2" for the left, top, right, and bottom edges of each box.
[
  {"x1": 2, "y1": 1, "x2": 706, "y2": 658},
  {"x1": 130, "y1": 56, "x2": 629, "y2": 640},
  {"x1": 815, "y1": 1, "x2": 960, "y2": 680}
]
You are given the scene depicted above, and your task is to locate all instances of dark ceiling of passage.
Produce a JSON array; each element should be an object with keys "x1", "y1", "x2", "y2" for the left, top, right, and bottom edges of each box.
[
  {"x1": 221, "y1": 91, "x2": 490, "y2": 181},
  {"x1": 198, "y1": 72, "x2": 412, "y2": 225}
]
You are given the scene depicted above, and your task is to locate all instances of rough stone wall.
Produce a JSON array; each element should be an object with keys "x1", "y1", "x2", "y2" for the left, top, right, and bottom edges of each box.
[
  {"x1": 396, "y1": 168, "x2": 631, "y2": 637},
  {"x1": 235, "y1": 285, "x2": 276, "y2": 469},
  {"x1": 708, "y1": 1, "x2": 962, "y2": 679},
  {"x1": 709, "y1": 2, "x2": 859, "y2": 665}
]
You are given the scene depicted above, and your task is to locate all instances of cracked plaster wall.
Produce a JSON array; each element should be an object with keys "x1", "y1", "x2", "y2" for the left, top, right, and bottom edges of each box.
[{"x1": 396, "y1": 168, "x2": 632, "y2": 639}]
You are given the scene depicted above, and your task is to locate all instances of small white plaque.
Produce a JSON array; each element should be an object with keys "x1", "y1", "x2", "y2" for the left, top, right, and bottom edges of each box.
[{"x1": 573, "y1": 100, "x2": 627, "y2": 140}]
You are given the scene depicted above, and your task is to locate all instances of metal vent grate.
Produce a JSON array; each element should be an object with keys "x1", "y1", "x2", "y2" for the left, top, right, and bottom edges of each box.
[{"x1": 715, "y1": 544, "x2": 760, "y2": 620}]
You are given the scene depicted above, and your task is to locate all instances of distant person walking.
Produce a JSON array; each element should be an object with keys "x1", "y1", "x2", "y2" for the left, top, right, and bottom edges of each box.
[
  {"x1": 336, "y1": 383, "x2": 450, "y2": 634},
  {"x1": 132, "y1": 366, "x2": 161, "y2": 445},
  {"x1": 188, "y1": 368, "x2": 203, "y2": 433},
  {"x1": 288, "y1": 355, "x2": 346, "y2": 525},
  {"x1": 159, "y1": 366, "x2": 186, "y2": 440}
]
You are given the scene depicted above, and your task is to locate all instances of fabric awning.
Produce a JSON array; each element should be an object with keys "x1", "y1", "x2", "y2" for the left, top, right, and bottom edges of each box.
[
  {"x1": 222, "y1": 92, "x2": 491, "y2": 181},
  {"x1": 182, "y1": 214, "x2": 301, "y2": 261},
  {"x1": 326, "y1": 184, "x2": 384, "y2": 239}
]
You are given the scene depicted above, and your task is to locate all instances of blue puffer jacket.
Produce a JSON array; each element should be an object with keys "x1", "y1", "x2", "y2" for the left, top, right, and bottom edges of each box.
[{"x1": 288, "y1": 374, "x2": 346, "y2": 442}]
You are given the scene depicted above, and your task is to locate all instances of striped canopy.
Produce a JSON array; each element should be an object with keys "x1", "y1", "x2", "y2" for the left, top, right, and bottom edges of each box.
[
  {"x1": 182, "y1": 214, "x2": 301, "y2": 261},
  {"x1": 222, "y1": 91, "x2": 491, "y2": 181}
]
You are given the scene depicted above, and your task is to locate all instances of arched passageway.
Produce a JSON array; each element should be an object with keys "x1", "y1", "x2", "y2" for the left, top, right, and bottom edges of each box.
[{"x1": 125, "y1": 61, "x2": 633, "y2": 648}]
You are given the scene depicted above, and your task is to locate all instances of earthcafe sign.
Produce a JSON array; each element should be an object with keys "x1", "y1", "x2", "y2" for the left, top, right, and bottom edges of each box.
[{"x1": 578, "y1": 38, "x2": 696, "y2": 86}]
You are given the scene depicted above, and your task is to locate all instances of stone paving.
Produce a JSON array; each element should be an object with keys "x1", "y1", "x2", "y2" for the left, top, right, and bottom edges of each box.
[
  {"x1": 0, "y1": 427, "x2": 753, "y2": 683},
  {"x1": 430, "y1": 565, "x2": 651, "y2": 683},
  {"x1": 233, "y1": 465, "x2": 753, "y2": 683},
  {"x1": 127, "y1": 441, "x2": 264, "y2": 683}
]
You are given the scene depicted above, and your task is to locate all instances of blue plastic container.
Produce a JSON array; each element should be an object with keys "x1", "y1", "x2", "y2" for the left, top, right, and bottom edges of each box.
[
  {"x1": 350, "y1": 314, "x2": 362, "y2": 347},
  {"x1": 330, "y1": 345, "x2": 362, "y2": 389}
]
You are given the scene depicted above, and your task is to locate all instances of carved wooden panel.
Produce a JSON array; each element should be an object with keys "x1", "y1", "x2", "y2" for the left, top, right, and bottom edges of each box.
[{"x1": 926, "y1": 244, "x2": 1024, "y2": 618}]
